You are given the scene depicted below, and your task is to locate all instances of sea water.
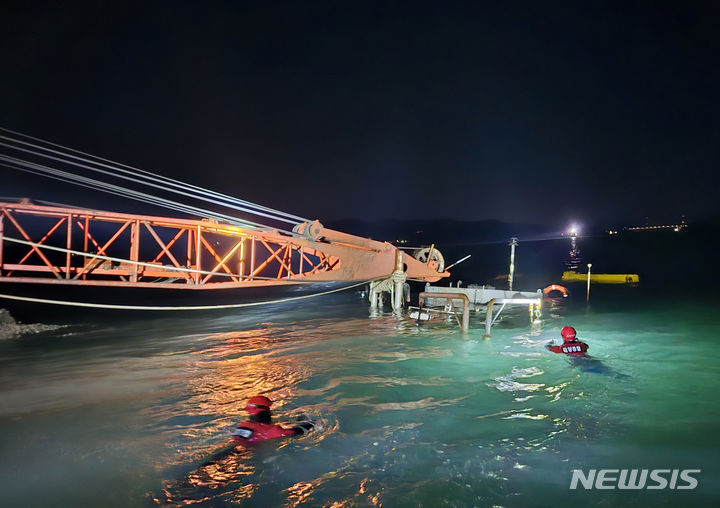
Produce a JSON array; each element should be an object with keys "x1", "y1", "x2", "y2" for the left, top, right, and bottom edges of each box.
[{"x1": 1, "y1": 234, "x2": 719, "y2": 507}]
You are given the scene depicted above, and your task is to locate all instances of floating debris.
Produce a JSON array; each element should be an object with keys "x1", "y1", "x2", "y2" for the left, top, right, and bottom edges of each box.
[{"x1": 0, "y1": 308, "x2": 64, "y2": 339}]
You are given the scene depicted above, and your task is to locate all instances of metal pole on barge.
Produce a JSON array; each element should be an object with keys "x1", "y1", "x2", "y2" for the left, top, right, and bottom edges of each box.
[
  {"x1": 392, "y1": 249, "x2": 406, "y2": 313},
  {"x1": 586, "y1": 263, "x2": 592, "y2": 303},
  {"x1": 508, "y1": 237, "x2": 518, "y2": 291},
  {"x1": 484, "y1": 298, "x2": 496, "y2": 338}
]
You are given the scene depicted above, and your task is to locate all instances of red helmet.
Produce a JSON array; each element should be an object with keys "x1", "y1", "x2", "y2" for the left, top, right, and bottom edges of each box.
[
  {"x1": 245, "y1": 395, "x2": 272, "y2": 414},
  {"x1": 561, "y1": 326, "x2": 577, "y2": 341}
]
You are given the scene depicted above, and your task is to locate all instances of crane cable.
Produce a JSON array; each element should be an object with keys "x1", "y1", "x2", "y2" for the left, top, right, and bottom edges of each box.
[
  {"x1": 0, "y1": 127, "x2": 307, "y2": 224},
  {"x1": 0, "y1": 156, "x2": 295, "y2": 233},
  {"x1": 0, "y1": 279, "x2": 371, "y2": 311},
  {"x1": 0, "y1": 139, "x2": 301, "y2": 227}
]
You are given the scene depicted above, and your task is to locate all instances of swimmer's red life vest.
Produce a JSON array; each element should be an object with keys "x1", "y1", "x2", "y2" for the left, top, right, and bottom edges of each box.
[
  {"x1": 232, "y1": 421, "x2": 298, "y2": 443},
  {"x1": 548, "y1": 340, "x2": 588, "y2": 357}
]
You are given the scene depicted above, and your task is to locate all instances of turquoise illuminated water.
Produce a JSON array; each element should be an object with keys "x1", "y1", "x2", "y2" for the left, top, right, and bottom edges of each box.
[{"x1": 1, "y1": 235, "x2": 720, "y2": 506}]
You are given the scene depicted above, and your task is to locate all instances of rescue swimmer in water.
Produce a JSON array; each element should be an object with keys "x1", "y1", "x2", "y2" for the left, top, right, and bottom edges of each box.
[
  {"x1": 546, "y1": 326, "x2": 589, "y2": 356},
  {"x1": 231, "y1": 396, "x2": 314, "y2": 443}
]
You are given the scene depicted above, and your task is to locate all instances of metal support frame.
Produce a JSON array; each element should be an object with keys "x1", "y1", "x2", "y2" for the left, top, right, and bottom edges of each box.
[
  {"x1": 0, "y1": 201, "x2": 449, "y2": 289},
  {"x1": 418, "y1": 291, "x2": 469, "y2": 332},
  {"x1": 483, "y1": 297, "x2": 542, "y2": 338},
  {"x1": 484, "y1": 298, "x2": 498, "y2": 337},
  {"x1": 367, "y1": 251, "x2": 408, "y2": 312}
]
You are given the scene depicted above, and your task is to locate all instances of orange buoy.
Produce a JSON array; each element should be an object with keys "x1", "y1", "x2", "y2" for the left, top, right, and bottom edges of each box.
[{"x1": 543, "y1": 284, "x2": 569, "y2": 297}]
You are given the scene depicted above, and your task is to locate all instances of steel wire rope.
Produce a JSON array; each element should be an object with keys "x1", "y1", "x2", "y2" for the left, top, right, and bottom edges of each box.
[
  {"x1": 0, "y1": 160, "x2": 266, "y2": 231},
  {"x1": 0, "y1": 279, "x2": 372, "y2": 311},
  {"x1": 0, "y1": 139, "x2": 301, "y2": 227},
  {"x1": 0, "y1": 156, "x2": 298, "y2": 233},
  {"x1": 0, "y1": 127, "x2": 307, "y2": 224},
  {"x1": 0, "y1": 197, "x2": 93, "y2": 210}
]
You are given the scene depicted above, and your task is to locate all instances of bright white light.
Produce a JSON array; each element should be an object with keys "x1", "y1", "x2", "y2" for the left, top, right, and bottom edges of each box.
[{"x1": 569, "y1": 224, "x2": 579, "y2": 236}]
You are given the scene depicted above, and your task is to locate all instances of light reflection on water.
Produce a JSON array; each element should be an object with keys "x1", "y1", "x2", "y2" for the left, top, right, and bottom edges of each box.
[{"x1": 1, "y1": 291, "x2": 719, "y2": 507}]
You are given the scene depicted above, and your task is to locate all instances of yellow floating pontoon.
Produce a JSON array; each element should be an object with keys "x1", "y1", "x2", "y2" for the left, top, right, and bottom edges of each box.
[{"x1": 561, "y1": 271, "x2": 639, "y2": 284}]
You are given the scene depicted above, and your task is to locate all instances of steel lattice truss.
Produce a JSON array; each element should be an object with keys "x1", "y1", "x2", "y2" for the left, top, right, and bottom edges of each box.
[{"x1": 0, "y1": 202, "x2": 446, "y2": 288}]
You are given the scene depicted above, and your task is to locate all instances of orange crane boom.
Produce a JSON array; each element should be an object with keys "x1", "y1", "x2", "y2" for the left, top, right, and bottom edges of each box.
[{"x1": 0, "y1": 201, "x2": 448, "y2": 289}]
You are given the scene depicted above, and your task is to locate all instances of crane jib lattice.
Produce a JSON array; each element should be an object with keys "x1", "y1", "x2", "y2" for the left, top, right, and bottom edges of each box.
[{"x1": 0, "y1": 202, "x2": 447, "y2": 289}]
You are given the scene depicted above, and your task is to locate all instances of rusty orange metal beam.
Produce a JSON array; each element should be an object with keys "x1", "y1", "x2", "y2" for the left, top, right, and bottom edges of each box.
[
  {"x1": 14, "y1": 216, "x2": 66, "y2": 267},
  {"x1": 199, "y1": 235, "x2": 239, "y2": 282},
  {"x1": 152, "y1": 227, "x2": 186, "y2": 264},
  {"x1": 73, "y1": 219, "x2": 132, "y2": 279},
  {"x1": 143, "y1": 222, "x2": 193, "y2": 282},
  {"x1": 201, "y1": 239, "x2": 244, "y2": 284},
  {"x1": 3, "y1": 210, "x2": 62, "y2": 279},
  {"x1": 0, "y1": 201, "x2": 450, "y2": 289}
]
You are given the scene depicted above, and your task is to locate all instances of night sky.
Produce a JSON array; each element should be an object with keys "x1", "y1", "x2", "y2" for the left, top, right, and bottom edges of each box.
[{"x1": 2, "y1": 2, "x2": 719, "y2": 226}]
